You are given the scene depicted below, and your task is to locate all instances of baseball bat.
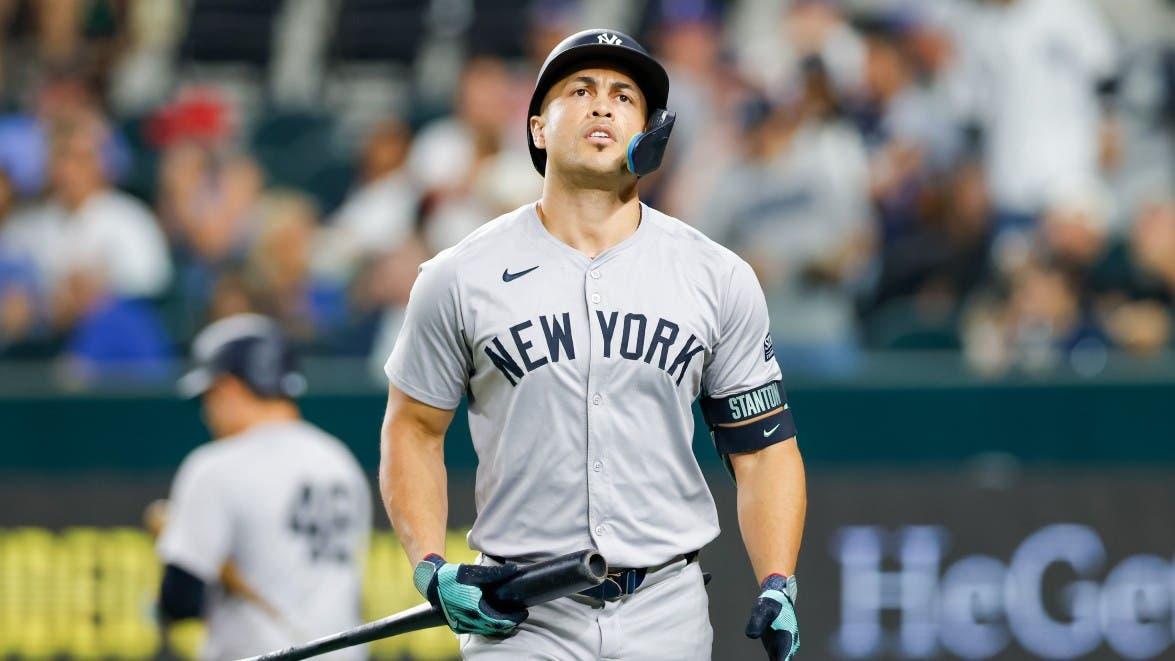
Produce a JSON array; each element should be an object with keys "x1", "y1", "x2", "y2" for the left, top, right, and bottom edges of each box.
[{"x1": 241, "y1": 549, "x2": 607, "y2": 661}]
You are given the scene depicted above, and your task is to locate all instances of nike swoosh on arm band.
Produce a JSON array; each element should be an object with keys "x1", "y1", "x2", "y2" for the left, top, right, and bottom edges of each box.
[{"x1": 700, "y1": 381, "x2": 796, "y2": 455}]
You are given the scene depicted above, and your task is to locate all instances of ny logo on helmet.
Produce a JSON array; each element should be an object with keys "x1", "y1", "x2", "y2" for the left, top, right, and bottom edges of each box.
[{"x1": 597, "y1": 33, "x2": 623, "y2": 46}]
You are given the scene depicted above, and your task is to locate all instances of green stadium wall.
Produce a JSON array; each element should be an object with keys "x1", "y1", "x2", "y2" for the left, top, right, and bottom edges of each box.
[{"x1": 3, "y1": 380, "x2": 1173, "y2": 471}]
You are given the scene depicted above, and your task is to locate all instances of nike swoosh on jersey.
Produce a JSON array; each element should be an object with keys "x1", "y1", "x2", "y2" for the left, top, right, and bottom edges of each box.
[
  {"x1": 502, "y1": 266, "x2": 540, "y2": 282},
  {"x1": 763, "y1": 424, "x2": 781, "y2": 437}
]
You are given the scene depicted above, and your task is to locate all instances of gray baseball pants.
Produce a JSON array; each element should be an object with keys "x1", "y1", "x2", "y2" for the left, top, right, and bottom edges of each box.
[{"x1": 460, "y1": 557, "x2": 713, "y2": 660}]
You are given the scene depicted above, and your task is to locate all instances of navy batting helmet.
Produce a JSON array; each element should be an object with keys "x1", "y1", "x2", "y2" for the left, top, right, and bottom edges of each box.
[
  {"x1": 178, "y1": 314, "x2": 306, "y2": 399},
  {"x1": 527, "y1": 28, "x2": 675, "y2": 177}
]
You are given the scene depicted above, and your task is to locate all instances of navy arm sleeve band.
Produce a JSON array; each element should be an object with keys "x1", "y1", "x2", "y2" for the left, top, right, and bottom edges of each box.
[
  {"x1": 701, "y1": 381, "x2": 796, "y2": 455},
  {"x1": 158, "y1": 563, "x2": 206, "y2": 621}
]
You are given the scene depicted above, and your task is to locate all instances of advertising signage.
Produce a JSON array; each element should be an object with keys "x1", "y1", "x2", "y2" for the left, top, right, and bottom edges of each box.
[{"x1": 1, "y1": 470, "x2": 1171, "y2": 659}]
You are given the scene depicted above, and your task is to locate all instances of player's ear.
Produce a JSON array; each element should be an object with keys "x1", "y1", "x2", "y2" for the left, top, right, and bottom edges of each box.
[{"x1": 530, "y1": 115, "x2": 546, "y2": 149}]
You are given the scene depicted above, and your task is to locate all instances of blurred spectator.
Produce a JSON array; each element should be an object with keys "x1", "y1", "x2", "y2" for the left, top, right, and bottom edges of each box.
[
  {"x1": 1128, "y1": 199, "x2": 1175, "y2": 303},
  {"x1": 0, "y1": 169, "x2": 41, "y2": 350},
  {"x1": 0, "y1": 61, "x2": 130, "y2": 197},
  {"x1": 57, "y1": 268, "x2": 172, "y2": 383},
  {"x1": 896, "y1": 1, "x2": 959, "y2": 84},
  {"x1": 851, "y1": 11, "x2": 974, "y2": 342},
  {"x1": 963, "y1": 257, "x2": 1108, "y2": 376},
  {"x1": 737, "y1": 0, "x2": 866, "y2": 102},
  {"x1": 147, "y1": 86, "x2": 237, "y2": 150},
  {"x1": 861, "y1": 23, "x2": 962, "y2": 223},
  {"x1": 648, "y1": 2, "x2": 747, "y2": 218},
  {"x1": 358, "y1": 237, "x2": 430, "y2": 378},
  {"x1": 1103, "y1": 298, "x2": 1170, "y2": 356},
  {"x1": 158, "y1": 145, "x2": 263, "y2": 265},
  {"x1": 245, "y1": 191, "x2": 345, "y2": 344},
  {"x1": 958, "y1": 0, "x2": 1119, "y2": 232},
  {"x1": 1098, "y1": 22, "x2": 1174, "y2": 230},
  {"x1": 858, "y1": 29, "x2": 945, "y2": 333},
  {"x1": 0, "y1": 0, "x2": 95, "y2": 91},
  {"x1": 149, "y1": 87, "x2": 253, "y2": 268},
  {"x1": 526, "y1": 0, "x2": 580, "y2": 70},
  {"x1": 11, "y1": 115, "x2": 175, "y2": 379},
  {"x1": 0, "y1": 0, "x2": 1168, "y2": 387},
  {"x1": 409, "y1": 56, "x2": 518, "y2": 196},
  {"x1": 702, "y1": 60, "x2": 873, "y2": 375},
  {"x1": 108, "y1": 0, "x2": 185, "y2": 114},
  {"x1": 433, "y1": 147, "x2": 541, "y2": 248},
  {"x1": 2, "y1": 113, "x2": 172, "y2": 374},
  {"x1": 154, "y1": 138, "x2": 264, "y2": 342},
  {"x1": 1039, "y1": 191, "x2": 1112, "y2": 272},
  {"x1": 1098, "y1": 197, "x2": 1175, "y2": 355},
  {"x1": 408, "y1": 56, "x2": 539, "y2": 251},
  {"x1": 314, "y1": 118, "x2": 419, "y2": 282},
  {"x1": 865, "y1": 160, "x2": 992, "y2": 349},
  {"x1": 206, "y1": 270, "x2": 255, "y2": 324},
  {"x1": 32, "y1": 115, "x2": 172, "y2": 300}
]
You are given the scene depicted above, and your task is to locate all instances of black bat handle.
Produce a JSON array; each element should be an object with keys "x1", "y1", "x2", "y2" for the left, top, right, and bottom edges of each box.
[
  {"x1": 490, "y1": 548, "x2": 608, "y2": 608},
  {"x1": 242, "y1": 549, "x2": 607, "y2": 661}
]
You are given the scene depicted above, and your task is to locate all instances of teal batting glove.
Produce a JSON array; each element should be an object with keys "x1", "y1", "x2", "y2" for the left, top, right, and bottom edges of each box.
[
  {"x1": 745, "y1": 573, "x2": 800, "y2": 660},
  {"x1": 413, "y1": 554, "x2": 528, "y2": 636}
]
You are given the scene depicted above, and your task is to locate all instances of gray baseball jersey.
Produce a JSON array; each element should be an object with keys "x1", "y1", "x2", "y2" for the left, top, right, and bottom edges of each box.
[
  {"x1": 385, "y1": 201, "x2": 795, "y2": 568},
  {"x1": 158, "y1": 420, "x2": 372, "y2": 660}
]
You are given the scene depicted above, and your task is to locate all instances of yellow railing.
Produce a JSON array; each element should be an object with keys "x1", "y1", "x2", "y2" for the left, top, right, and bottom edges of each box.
[{"x1": 0, "y1": 527, "x2": 476, "y2": 659}]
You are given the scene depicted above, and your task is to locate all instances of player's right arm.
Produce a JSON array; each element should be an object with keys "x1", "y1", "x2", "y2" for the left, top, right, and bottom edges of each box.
[
  {"x1": 379, "y1": 252, "x2": 468, "y2": 566},
  {"x1": 381, "y1": 405, "x2": 528, "y2": 637},
  {"x1": 379, "y1": 385, "x2": 454, "y2": 567},
  {"x1": 379, "y1": 254, "x2": 529, "y2": 635},
  {"x1": 155, "y1": 452, "x2": 233, "y2": 621}
]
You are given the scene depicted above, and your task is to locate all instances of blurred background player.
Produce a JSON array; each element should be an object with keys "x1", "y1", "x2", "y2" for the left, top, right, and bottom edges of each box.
[{"x1": 148, "y1": 313, "x2": 372, "y2": 660}]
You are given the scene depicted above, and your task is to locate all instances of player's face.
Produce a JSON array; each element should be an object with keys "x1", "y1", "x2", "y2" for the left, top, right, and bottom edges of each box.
[
  {"x1": 532, "y1": 67, "x2": 648, "y2": 180},
  {"x1": 200, "y1": 377, "x2": 246, "y2": 438}
]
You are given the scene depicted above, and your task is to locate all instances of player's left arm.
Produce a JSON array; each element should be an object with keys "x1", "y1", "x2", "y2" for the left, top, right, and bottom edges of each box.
[
  {"x1": 729, "y1": 440, "x2": 806, "y2": 584},
  {"x1": 702, "y1": 258, "x2": 805, "y2": 660}
]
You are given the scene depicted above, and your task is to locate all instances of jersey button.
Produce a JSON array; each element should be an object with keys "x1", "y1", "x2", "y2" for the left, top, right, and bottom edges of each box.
[
  {"x1": 590, "y1": 293, "x2": 601, "y2": 304},
  {"x1": 593, "y1": 461, "x2": 602, "y2": 472},
  {"x1": 592, "y1": 393, "x2": 602, "y2": 405},
  {"x1": 595, "y1": 525, "x2": 606, "y2": 535},
  {"x1": 590, "y1": 269, "x2": 601, "y2": 279}
]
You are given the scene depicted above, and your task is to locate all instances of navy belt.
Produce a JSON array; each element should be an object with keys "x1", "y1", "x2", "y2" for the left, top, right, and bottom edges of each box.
[{"x1": 485, "y1": 550, "x2": 700, "y2": 602}]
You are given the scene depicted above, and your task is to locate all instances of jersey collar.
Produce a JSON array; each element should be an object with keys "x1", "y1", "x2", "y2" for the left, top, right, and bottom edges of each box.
[{"x1": 523, "y1": 201, "x2": 655, "y2": 267}]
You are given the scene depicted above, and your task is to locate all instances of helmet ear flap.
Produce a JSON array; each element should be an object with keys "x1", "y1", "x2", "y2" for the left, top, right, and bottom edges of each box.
[{"x1": 626, "y1": 109, "x2": 676, "y2": 177}]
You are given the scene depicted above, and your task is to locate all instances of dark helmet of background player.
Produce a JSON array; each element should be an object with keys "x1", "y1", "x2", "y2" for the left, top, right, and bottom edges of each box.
[
  {"x1": 526, "y1": 28, "x2": 674, "y2": 177},
  {"x1": 177, "y1": 314, "x2": 306, "y2": 400}
]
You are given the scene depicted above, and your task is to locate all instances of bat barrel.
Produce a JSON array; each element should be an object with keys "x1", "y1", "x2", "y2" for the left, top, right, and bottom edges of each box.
[{"x1": 240, "y1": 549, "x2": 607, "y2": 661}]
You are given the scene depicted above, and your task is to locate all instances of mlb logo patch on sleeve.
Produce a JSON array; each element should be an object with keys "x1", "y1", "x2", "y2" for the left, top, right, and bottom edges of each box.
[{"x1": 764, "y1": 332, "x2": 775, "y2": 361}]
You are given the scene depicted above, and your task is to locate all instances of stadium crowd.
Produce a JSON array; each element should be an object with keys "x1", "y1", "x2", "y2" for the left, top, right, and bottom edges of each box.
[{"x1": 0, "y1": 0, "x2": 1170, "y2": 385}]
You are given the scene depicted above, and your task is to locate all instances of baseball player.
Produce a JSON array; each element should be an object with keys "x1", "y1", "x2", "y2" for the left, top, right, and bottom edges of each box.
[
  {"x1": 153, "y1": 314, "x2": 372, "y2": 660},
  {"x1": 381, "y1": 29, "x2": 805, "y2": 660}
]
